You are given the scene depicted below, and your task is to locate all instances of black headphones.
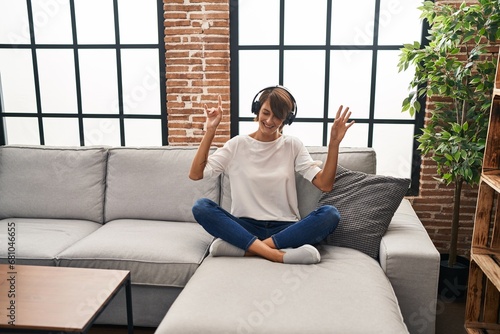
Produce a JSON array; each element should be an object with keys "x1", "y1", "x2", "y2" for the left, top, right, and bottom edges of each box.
[{"x1": 251, "y1": 85, "x2": 298, "y2": 125}]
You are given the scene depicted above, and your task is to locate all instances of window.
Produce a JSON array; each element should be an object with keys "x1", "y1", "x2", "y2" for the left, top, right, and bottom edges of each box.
[
  {"x1": 230, "y1": 0, "x2": 427, "y2": 195},
  {"x1": 0, "y1": 0, "x2": 167, "y2": 147}
]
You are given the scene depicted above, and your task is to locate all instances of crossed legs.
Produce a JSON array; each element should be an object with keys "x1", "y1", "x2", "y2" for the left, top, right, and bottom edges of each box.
[
  {"x1": 192, "y1": 198, "x2": 340, "y2": 264},
  {"x1": 247, "y1": 238, "x2": 283, "y2": 262}
]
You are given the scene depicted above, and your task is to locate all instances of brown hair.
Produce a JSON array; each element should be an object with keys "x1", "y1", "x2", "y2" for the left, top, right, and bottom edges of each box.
[{"x1": 255, "y1": 87, "x2": 294, "y2": 131}]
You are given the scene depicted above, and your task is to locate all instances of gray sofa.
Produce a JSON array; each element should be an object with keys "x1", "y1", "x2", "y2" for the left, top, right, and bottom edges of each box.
[{"x1": 0, "y1": 145, "x2": 440, "y2": 334}]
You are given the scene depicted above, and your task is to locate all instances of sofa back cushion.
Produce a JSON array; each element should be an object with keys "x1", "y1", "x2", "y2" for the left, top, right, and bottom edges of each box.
[
  {"x1": 0, "y1": 145, "x2": 108, "y2": 223},
  {"x1": 104, "y1": 147, "x2": 220, "y2": 223},
  {"x1": 296, "y1": 147, "x2": 376, "y2": 218},
  {"x1": 220, "y1": 146, "x2": 376, "y2": 218}
]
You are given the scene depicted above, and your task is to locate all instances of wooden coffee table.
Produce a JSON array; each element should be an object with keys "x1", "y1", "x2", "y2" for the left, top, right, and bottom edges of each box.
[{"x1": 0, "y1": 264, "x2": 133, "y2": 333}]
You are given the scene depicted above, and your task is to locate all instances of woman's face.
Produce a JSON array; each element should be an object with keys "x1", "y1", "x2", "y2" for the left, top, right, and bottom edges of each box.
[{"x1": 257, "y1": 100, "x2": 284, "y2": 137}]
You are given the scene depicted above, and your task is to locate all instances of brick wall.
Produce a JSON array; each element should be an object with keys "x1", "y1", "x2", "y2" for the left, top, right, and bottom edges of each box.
[
  {"x1": 164, "y1": 0, "x2": 230, "y2": 147},
  {"x1": 163, "y1": 0, "x2": 495, "y2": 258},
  {"x1": 409, "y1": 132, "x2": 479, "y2": 259}
]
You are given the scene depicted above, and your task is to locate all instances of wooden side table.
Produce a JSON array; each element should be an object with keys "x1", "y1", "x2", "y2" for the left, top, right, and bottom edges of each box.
[{"x1": 0, "y1": 264, "x2": 133, "y2": 333}]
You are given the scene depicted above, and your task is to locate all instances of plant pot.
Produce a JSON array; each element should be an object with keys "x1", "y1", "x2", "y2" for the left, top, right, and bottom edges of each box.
[{"x1": 438, "y1": 254, "x2": 470, "y2": 302}]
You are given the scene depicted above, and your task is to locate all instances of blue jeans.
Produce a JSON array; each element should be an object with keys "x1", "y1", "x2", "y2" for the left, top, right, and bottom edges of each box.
[{"x1": 192, "y1": 198, "x2": 340, "y2": 251}]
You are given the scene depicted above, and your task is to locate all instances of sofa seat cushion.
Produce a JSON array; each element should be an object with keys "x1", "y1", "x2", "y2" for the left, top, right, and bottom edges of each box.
[
  {"x1": 156, "y1": 245, "x2": 409, "y2": 334},
  {"x1": 0, "y1": 218, "x2": 101, "y2": 266},
  {"x1": 57, "y1": 219, "x2": 213, "y2": 287}
]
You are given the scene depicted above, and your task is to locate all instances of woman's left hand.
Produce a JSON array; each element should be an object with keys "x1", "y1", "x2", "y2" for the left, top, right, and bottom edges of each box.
[{"x1": 330, "y1": 105, "x2": 355, "y2": 145}]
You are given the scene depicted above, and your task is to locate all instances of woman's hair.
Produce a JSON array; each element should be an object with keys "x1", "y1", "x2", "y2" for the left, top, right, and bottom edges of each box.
[{"x1": 255, "y1": 87, "x2": 294, "y2": 131}]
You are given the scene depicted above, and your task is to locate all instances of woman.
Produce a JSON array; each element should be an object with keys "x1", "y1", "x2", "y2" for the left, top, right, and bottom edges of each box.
[{"x1": 189, "y1": 86, "x2": 354, "y2": 264}]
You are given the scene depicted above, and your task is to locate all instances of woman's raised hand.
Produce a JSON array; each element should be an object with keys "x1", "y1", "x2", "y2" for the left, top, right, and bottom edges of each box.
[
  {"x1": 330, "y1": 105, "x2": 355, "y2": 145},
  {"x1": 204, "y1": 95, "x2": 223, "y2": 131},
  {"x1": 189, "y1": 95, "x2": 223, "y2": 180}
]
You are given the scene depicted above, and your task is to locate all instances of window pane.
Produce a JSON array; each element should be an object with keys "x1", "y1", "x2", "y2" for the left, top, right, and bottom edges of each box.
[
  {"x1": 79, "y1": 49, "x2": 118, "y2": 114},
  {"x1": 331, "y1": 0, "x2": 376, "y2": 45},
  {"x1": 124, "y1": 119, "x2": 161, "y2": 146},
  {"x1": 239, "y1": 0, "x2": 279, "y2": 45},
  {"x1": 378, "y1": 0, "x2": 422, "y2": 45},
  {"x1": 329, "y1": 50, "x2": 372, "y2": 119},
  {"x1": 4, "y1": 117, "x2": 39, "y2": 145},
  {"x1": 239, "y1": 50, "x2": 279, "y2": 118},
  {"x1": 372, "y1": 124, "x2": 414, "y2": 178},
  {"x1": 284, "y1": 122, "x2": 323, "y2": 146},
  {"x1": 118, "y1": 0, "x2": 158, "y2": 44},
  {"x1": 74, "y1": 0, "x2": 115, "y2": 44},
  {"x1": 0, "y1": 49, "x2": 37, "y2": 112},
  {"x1": 0, "y1": 0, "x2": 30, "y2": 44},
  {"x1": 121, "y1": 49, "x2": 161, "y2": 115},
  {"x1": 239, "y1": 121, "x2": 256, "y2": 135},
  {"x1": 43, "y1": 118, "x2": 80, "y2": 146},
  {"x1": 31, "y1": 0, "x2": 73, "y2": 44},
  {"x1": 83, "y1": 118, "x2": 121, "y2": 146},
  {"x1": 332, "y1": 122, "x2": 368, "y2": 148},
  {"x1": 284, "y1": 50, "x2": 325, "y2": 118},
  {"x1": 284, "y1": 0, "x2": 327, "y2": 45},
  {"x1": 374, "y1": 50, "x2": 414, "y2": 120},
  {"x1": 37, "y1": 49, "x2": 77, "y2": 113}
]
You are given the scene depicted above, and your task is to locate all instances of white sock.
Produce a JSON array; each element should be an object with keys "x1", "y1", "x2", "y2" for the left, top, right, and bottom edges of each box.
[
  {"x1": 209, "y1": 238, "x2": 245, "y2": 257},
  {"x1": 282, "y1": 245, "x2": 321, "y2": 264}
]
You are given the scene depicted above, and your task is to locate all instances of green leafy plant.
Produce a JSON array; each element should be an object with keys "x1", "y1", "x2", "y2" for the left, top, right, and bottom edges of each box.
[{"x1": 398, "y1": 0, "x2": 499, "y2": 267}]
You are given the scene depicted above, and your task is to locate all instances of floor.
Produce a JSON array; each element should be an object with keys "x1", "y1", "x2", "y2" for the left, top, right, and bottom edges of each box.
[
  {"x1": 89, "y1": 296, "x2": 467, "y2": 334},
  {"x1": 89, "y1": 326, "x2": 154, "y2": 334},
  {"x1": 435, "y1": 296, "x2": 467, "y2": 334}
]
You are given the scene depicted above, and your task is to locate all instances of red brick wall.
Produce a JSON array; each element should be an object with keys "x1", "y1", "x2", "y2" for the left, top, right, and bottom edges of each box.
[
  {"x1": 409, "y1": 132, "x2": 479, "y2": 259},
  {"x1": 163, "y1": 0, "x2": 496, "y2": 258},
  {"x1": 164, "y1": 0, "x2": 230, "y2": 147}
]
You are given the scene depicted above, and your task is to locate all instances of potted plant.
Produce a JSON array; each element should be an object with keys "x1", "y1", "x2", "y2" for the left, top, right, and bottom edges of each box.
[{"x1": 398, "y1": 0, "x2": 499, "y2": 299}]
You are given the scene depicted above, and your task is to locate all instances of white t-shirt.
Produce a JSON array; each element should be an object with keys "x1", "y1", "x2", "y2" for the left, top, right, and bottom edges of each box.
[{"x1": 203, "y1": 135, "x2": 322, "y2": 221}]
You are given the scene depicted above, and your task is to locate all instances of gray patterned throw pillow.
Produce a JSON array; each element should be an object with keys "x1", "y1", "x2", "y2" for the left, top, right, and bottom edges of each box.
[{"x1": 317, "y1": 165, "x2": 410, "y2": 259}]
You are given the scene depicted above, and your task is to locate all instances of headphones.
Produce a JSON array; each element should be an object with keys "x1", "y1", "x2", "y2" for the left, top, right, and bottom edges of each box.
[{"x1": 251, "y1": 85, "x2": 298, "y2": 125}]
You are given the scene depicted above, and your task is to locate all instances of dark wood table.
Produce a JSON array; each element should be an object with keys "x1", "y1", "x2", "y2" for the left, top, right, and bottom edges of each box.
[{"x1": 0, "y1": 264, "x2": 133, "y2": 333}]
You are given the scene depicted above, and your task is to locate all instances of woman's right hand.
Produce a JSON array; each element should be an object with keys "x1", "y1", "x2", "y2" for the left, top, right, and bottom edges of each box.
[
  {"x1": 190, "y1": 95, "x2": 223, "y2": 180},
  {"x1": 204, "y1": 95, "x2": 223, "y2": 131}
]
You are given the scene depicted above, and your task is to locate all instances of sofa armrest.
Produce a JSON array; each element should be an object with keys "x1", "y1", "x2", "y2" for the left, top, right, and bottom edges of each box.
[{"x1": 379, "y1": 199, "x2": 440, "y2": 334}]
